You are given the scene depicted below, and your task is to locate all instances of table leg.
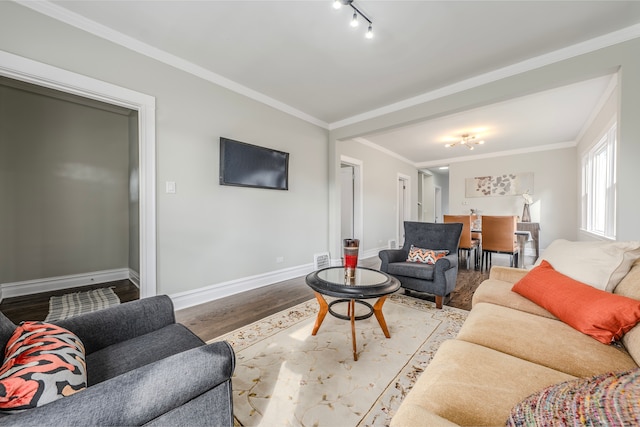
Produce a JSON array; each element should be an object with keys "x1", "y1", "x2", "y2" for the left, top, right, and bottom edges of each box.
[
  {"x1": 517, "y1": 235, "x2": 527, "y2": 268},
  {"x1": 311, "y1": 292, "x2": 328, "y2": 335},
  {"x1": 373, "y1": 295, "x2": 391, "y2": 338},
  {"x1": 350, "y1": 299, "x2": 358, "y2": 361}
]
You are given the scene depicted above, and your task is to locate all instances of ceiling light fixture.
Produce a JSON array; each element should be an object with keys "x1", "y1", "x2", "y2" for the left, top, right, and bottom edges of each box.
[
  {"x1": 333, "y1": 0, "x2": 373, "y2": 39},
  {"x1": 445, "y1": 134, "x2": 485, "y2": 150}
]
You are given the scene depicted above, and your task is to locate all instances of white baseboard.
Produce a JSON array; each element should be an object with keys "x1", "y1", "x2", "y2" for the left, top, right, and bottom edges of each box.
[
  {"x1": 129, "y1": 269, "x2": 140, "y2": 288},
  {"x1": 1, "y1": 268, "x2": 131, "y2": 300},
  {"x1": 170, "y1": 263, "x2": 317, "y2": 311},
  {"x1": 170, "y1": 252, "x2": 387, "y2": 312},
  {"x1": 361, "y1": 246, "x2": 386, "y2": 260}
]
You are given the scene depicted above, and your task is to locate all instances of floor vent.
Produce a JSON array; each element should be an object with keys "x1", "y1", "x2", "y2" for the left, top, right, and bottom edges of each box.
[{"x1": 313, "y1": 252, "x2": 331, "y2": 270}]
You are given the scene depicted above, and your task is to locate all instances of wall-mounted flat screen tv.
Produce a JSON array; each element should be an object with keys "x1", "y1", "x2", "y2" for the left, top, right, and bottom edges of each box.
[{"x1": 219, "y1": 137, "x2": 289, "y2": 190}]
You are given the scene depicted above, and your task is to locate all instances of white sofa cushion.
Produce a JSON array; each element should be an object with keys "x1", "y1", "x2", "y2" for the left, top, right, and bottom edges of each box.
[{"x1": 535, "y1": 239, "x2": 640, "y2": 292}]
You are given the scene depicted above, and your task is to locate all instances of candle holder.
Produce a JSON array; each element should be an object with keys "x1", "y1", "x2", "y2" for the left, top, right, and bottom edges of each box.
[{"x1": 343, "y1": 238, "x2": 360, "y2": 279}]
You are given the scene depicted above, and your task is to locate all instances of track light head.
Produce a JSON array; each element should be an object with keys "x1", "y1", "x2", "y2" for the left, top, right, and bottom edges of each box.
[
  {"x1": 332, "y1": 0, "x2": 372, "y2": 39},
  {"x1": 350, "y1": 12, "x2": 359, "y2": 27}
]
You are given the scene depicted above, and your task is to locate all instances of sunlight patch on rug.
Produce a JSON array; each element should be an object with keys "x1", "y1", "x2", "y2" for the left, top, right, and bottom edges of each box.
[{"x1": 212, "y1": 293, "x2": 467, "y2": 426}]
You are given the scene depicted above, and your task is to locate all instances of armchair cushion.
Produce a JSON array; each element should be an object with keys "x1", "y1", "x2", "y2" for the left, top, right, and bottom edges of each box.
[
  {"x1": 0, "y1": 322, "x2": 86, "y2": 412},
  {"x1": 388, "y1": 262, "x2": 435, "y2": 280},
  {"x1": 406, "y1": 246, "x2": 449, "y2": 264},
  {"x1": 86, "y1": 323, "x2": 204, "y2": 386}
]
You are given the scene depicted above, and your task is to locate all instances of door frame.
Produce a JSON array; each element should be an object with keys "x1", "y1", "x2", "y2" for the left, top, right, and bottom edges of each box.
[
  {"x1": 434, "y1": 185, "x2": 442, "y2": 223},
  {"x1": 0, "y1": 50, "x2": 157, "y2": 298},
  {"x1": 340, "y1": 156, "x2": 363, "y2": 248},
  {"x1": 397, "y1": 173, "x2": 411, "y2": 247}
]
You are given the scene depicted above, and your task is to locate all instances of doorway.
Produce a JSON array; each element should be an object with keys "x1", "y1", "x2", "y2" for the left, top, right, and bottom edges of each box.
[
  {"x1": 0, "y1": 51, "x2": 156, "y2": 300},
  {"x1": 397, "y1": 174, "x2": 411, "y2": 247},
  {"x1": 434, "y1": 185, "x2": 442, "y2": 223},
  {"x1": 340, "y1": 156, "x2": 363, "y2": 247}
]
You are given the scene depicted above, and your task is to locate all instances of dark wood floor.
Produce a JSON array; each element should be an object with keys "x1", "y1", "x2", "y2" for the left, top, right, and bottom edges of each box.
[
  {"x1": 0, "y1": 253, "x2": 530, "y2": 341},
  {"x1": 0, "y1": 279, "x2": 139, "y2": 324},
  {"x1": 175, "y1": 254, "x2": 531, "y2": 342}
]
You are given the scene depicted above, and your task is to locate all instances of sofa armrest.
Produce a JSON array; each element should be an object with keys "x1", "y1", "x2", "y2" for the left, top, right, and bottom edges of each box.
[
  {"x1": 54, "y1": 295, "x2": 176, "y2": 355},
  {"x1": 0, "y1": 341, "x2": 235, "y2": 427},
  {"x1": 488, "y1": 266, "x2": 528, "y2": 284}
]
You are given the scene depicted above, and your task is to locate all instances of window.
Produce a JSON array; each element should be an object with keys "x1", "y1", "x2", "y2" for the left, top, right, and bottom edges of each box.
[{"x1": 581, "y1": 123, "x2": 616, "y2": 239}]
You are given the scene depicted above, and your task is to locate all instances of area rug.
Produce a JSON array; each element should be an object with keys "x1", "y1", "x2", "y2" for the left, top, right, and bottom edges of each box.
[
  {"x1": 211, "y1": 293, "x2": 468, "y2": 426},
  {"x1": 44, "y1": 287, "x2": 121, "y2": 322}
]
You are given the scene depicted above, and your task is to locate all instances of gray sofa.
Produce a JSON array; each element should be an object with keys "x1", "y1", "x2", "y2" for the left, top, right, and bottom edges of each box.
[{"x1": 0, "y1": 295, "x2": 235, "y2": 426}]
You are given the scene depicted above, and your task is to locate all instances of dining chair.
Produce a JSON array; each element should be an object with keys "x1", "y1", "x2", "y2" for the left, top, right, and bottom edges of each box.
[
  {"x1": 443, "y1": 215, "x2": 480, "y2": 269},
  {"x1": 481, "y1": 215, "x2": 519, "y2": 270},
  {"x1": 470, "y1": 214, "x2": 482, "y2": 248}
]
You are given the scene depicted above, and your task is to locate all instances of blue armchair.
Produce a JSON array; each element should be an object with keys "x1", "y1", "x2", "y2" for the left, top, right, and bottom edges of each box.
[{"x1": 379, "y1": 221, "x2": 462, "y2": 309}]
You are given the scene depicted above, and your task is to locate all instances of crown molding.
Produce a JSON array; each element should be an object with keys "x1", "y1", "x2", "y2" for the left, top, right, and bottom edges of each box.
[
  {"x1": 329, "y1": 23, "x2": 640, "y2": 130},
  {"x1": 354, "y1": 134, "x2": 577, "y2": 170},
  {"x1": 352, "y1": 137, "x2": 417, "y2": 167},
  {"x1": 416, "y1": 141, "x2": 577, "y2": 169},
  {"x1": 15, "y1": 0, "x2": 329, "y2": 129}
]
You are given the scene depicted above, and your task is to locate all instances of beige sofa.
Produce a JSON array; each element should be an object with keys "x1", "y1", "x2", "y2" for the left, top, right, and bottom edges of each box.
[{"x1": 391, "y1": 258, "x2": 640, "y2": 426}]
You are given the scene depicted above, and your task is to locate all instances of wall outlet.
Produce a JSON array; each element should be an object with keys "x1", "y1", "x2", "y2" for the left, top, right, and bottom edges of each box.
[
  {"x1": 165, "y1": 181, "x2": 176, "y2": 194},
  {"x1": 276, "y1": 256, "x2": 284, "y2": 263}
]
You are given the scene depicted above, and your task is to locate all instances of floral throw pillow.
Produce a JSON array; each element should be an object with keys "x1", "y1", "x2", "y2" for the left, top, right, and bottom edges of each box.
[
  {"x1": 0, "y1": 322, "x2": 86, "y2": 412},
  {"x1": 406, "y1": 245, "x2": 449, "y2": 264}
]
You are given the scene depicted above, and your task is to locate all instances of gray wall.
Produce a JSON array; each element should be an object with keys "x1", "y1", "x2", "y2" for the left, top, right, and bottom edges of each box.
[
  {"x1": 337, "y1": 139, "x2": 417, "y2": 255},
  {"x1": 0, "y1": 2, "x2": 329, "y2": 296},
  {"x1": 448, "y1": 148, "x2": 577, "y2": 249},
  {"x1": 1, "y1": 82, "x2": 131, "y2": 283}
]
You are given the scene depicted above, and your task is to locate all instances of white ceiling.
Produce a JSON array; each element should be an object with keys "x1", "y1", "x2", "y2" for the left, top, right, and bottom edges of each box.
[{"x1": 26, "y1": 1, "x2": 640, "y2": 165}]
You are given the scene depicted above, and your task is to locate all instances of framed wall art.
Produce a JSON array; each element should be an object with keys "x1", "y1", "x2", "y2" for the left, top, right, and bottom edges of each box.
[{"x1": 465, "y1": 172, "x2": 533, "y2": 198}]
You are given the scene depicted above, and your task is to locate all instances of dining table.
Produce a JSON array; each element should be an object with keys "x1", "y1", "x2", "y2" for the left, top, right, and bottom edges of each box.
[{"x1": 470, "y1": 228, "x2": 533, "y2": 268}]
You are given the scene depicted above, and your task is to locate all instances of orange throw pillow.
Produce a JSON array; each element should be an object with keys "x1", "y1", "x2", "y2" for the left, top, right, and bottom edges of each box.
[{"x1": 512, "y1": 260, "x2": 640, "y2": 344}]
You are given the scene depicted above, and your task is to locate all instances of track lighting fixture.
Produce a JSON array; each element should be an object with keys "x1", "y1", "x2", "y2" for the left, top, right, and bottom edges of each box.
[
  {"x1": 332, "y1": 0, "x2": 373, "y2": 39},
  {"x1": 445, "y1": 134, "x2": 486, "y2": 150}
]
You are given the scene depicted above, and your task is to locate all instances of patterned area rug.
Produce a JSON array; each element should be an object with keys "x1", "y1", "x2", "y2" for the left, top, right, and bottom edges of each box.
[
  {"x1": 45, "y1": 287, "x2": 121, "y2": 322},
  {"x1": 212, "y1": 293, "x2": 468, "y2": 426}
]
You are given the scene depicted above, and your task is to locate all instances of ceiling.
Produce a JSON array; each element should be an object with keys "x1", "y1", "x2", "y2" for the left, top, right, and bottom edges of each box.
[{"x1": 26, "y1": 1, "x2": 640, "y2": 166}]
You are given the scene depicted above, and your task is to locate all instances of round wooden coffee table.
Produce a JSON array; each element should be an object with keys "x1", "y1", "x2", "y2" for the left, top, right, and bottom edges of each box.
[{"x1": 305, "y1": 267, "x2": 400, "y2": 361}]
